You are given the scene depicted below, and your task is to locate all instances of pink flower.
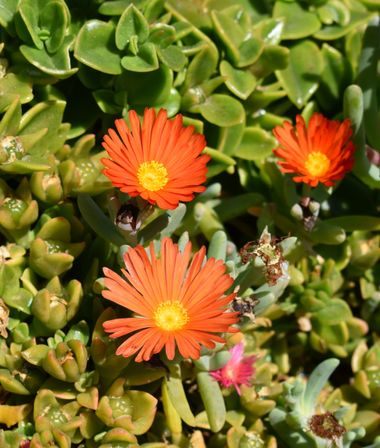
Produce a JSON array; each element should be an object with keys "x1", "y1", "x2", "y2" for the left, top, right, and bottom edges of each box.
[
  {"x1": 210, "y1": 342, "x2": 256, "y2": 395},
  {"x1": 20, "y1": 441, "x2": 31, "y2": 448}
]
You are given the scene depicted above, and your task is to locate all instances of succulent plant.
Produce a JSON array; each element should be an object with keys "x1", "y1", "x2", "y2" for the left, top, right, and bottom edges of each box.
[{"x1": 0, "y1": 0, "x2": 379, "y2": 446}]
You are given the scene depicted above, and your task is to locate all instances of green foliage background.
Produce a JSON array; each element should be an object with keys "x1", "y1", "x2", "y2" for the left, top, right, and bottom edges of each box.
[{"x1": 0, "y1": 0, "x2": 379, "y2": 446}]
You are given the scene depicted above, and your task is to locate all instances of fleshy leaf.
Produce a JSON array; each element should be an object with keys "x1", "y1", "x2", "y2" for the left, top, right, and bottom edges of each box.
[
  {"x1": 197, "y1": 94, "x2": 245, "y2": 127},
  {"x1": 276, "y1": 40, "x2": 324, "y2": 108},
  {"x1": 273, "y1": 0, "x2": 321, "y2": 39},
  {"x1": 74, "y1": 20, "x2": 122, "y2": 75},
  {"x1": 115, "y1": 4, "x2": 149, "y2": 51}
]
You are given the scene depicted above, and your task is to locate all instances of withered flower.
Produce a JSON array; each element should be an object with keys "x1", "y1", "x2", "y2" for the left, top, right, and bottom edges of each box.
[
  {"x1": 240, "y1": 229, "x2": 287, "y2": 286},
  {"x1": 309, "y1": 412, "x2": 346, "y2": 441}
]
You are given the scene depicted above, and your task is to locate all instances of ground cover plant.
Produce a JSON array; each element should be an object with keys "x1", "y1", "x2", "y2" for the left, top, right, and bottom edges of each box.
[{"x1": 0, "y1": 0, "x2": 380, "y2": 446}]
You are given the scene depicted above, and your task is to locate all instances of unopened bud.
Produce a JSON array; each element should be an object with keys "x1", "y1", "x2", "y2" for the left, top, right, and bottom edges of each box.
[
  {"x1": 308, "y1": 200, "x2": 320, "y2": 215},
  {"x1": 115, "y1": 200, "x2": 154, "y2": 236},
  {"x1": 366, "y1": 145, "x2": 380, "y2": 166},
  {"x1": 290, "y1": 203, "x2": 304, "y2": 220},
  {"x1": 0, "y1": 136, "x2": 25, "y2": 164},
  {"x1": 116, "y1": 203, "x2": 141, "y2": 233}
]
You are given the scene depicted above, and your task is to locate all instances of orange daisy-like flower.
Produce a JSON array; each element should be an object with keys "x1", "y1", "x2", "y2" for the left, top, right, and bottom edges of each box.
[
  {"x1": 101, "y1": 108, "x2": 210, "y2": 210},
  {"x1": 273, "y1": 113, "x2": 355, "y2": 187},
  {"x1": 102, "y1": 237, "x2": 239, "y2": 362}
]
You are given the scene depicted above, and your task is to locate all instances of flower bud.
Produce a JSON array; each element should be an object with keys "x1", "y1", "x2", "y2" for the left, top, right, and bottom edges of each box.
[
  {"x1": 290, "y1": 203, "x2": 304, "y2": 220},
  {"x1": 96, "y1": 390, "x2": 157, "y2": 435},
  {"x1": 30, "y1": 172, "x2": 64, "y2": 204},
  {"x1": 59, "y1": 155, "x2": 111, "y2": 196},
  {"x1": 30, "y1": 429, "x2": 71, "y2": 448},
  {"x1": 41, "y1": 340, "x2": 88, "y2": 382},
  {"x1": 31, "y1": 277, "x2": 83, "y2": 330},
  {"x1": 0, "y1": 178, "x2": 38, "y2": 230},
  {"x1": 0, "y1": 136, "x2": 25, "y2": 164},
  {"x1": 33, "y1": 389, "x2": 82, "y2": 437},
  {"x1": 29, "y1": 217, "x2": 85, "y2": 279}
]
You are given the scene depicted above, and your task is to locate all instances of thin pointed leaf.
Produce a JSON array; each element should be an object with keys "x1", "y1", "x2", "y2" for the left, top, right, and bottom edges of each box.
[
  {"x1": 160, "y1": 204, "x2": 186, "y2": 238},
  {"x1": 197, "y1": 371, "x2": 226, "y2": 432},
  {"x1": 166, "y1": 369, "x2": 196, "y2": 426},
  {"x1": 207, "y1": 230, "x2": 227, "y2": 261},
  {"x1": 77, "y1": 194, "x2": 125, "y2": 246},
  {"x1": 302, "y1": 358, "x2": 340, "y2": 416}
]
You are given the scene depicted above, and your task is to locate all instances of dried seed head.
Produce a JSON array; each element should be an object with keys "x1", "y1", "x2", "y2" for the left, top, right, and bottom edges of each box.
[
  {"x1": 309, "y1": 412, "x2": 346, "y2": 441},
  {"x1": 232, "y1": 295, "x2": 258, "y2": 322},
  {"x1": 240, "y1": 229, "x2": 288, "y2": 285},
  {"x1": 0, "y1": 298, "x2": 9, "y2": 338}
]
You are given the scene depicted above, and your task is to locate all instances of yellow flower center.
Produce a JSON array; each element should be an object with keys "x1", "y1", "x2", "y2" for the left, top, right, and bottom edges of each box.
[
  {"x1": 154, "y1": 301, "x2": 189, "y2": 331},
  {"x1": 304, "y1": 151, "x2": 330, "y2": 178},
  {"x1": 225, "y1": 366, "x2": 235, "y2": 379},
  {"x1": 137, "y1": 161, "x2": 168, "y2": 191}
]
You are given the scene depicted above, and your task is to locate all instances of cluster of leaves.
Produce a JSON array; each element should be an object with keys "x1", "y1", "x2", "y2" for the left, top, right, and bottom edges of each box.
[{"x1": 0, "y1": 0, "x2": 379, "y2": 447}]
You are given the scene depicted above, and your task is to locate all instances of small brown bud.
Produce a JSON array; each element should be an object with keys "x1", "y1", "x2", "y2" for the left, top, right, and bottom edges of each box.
[
  {"x1": 232, "y1": 295, "x2": 258, "y2": 322},
  {"x1": 116, "y1": 203, "x2": 140, "y2": 232}
]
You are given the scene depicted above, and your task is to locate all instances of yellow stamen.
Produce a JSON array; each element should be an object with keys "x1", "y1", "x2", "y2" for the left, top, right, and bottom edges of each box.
[
  {"x1": 154, "y1": 301, "x2": 189, "y2": 331},
  {"x1": 225, "y1": 366, "x2": 235, "y2": 379},
  {"x1": 304, "y1": 151, "x2": 330, "y2": 178},
  {"x1": 137, "y1": 161, "x2": 168, "y2": 191}
]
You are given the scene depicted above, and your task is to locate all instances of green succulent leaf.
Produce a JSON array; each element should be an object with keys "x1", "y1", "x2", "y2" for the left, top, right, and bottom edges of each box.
[
  {"x1": 197, "y1": 94, "x2": 245, "y2": 127},
  {"x1": 18, "y1": 100, "x2": 67, "y2": 156},
  {"x1": 184, "y1": 45, "x2": 218, "y2": 89},
  {"x1": 0, "y1": 0, "x2": 19, "y2": 31},
  {"x1": 157, "y1": 45, "x2": 186, "y2": 72},
  {"x1": 314, "y1": 10, "x2": 372, "y2": 40},
  {"x1": 197, "y1": 371, "x2": 226, "y2": 432},
  {"x1": 0, "y1": 74, "x2": 33, "y2": 113},
  {"x1": 234, "y1": 127, "x2": 277, "y2": 161},
  {"x1": 166, "y1": 366, "x2": 196, "y2": 427},
  {"x1": 207, "y1": 230, "x2": 227, "y2": 261},
  {"x1": 121, "y1": 42, "x2": 159, "y2": 72},
  {"x1": 77, "y1": 194, "x2": 125, "y2": 246},
  {"x1": 20, "y1": 36, "x2": 78, "y2": 78},
  {"x1": 301, "y1": 358, "x2": 340, "y2": 416},
  {"x1": 273, "y1": 0, "x2": 321, "y2": 39},
  {"x1": 0, "y1": 98, "x2": 21, "y2": 137},
  {"x1": 18, "y1": 0, "x2": 43, "y2": 49},
  {"x1": 40, "y1": 0, "x2": 69, "y2": 54},
  {"x1": 220, "y1": 60, "x2": 256, "y2": 100},
  {"x1": 357, "y1": 15, "x2": 380, "y2": 151},
  {"x1": 211, "y1": 9, "x2": 262, "y2": 67},
  {"x1": 276, "y1": 40, "x2": 324, "y2": 108},
  {"x1": 74, "y1": 20, "x2": 122, "y2": 74},
  {"x1": 115, "y1": 4, "x2": 149, "y2": 51},
  {"x1": 316, "y1": 43, "x2": 352, "y2": 111},
  {"x1": 313, "y1": 298, "x2": 352, "y2": 325}
]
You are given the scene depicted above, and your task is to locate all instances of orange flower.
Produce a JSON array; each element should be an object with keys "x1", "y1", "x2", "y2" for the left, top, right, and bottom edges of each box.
[
  {"x1": 102, "y1": 237, "x2": 238, "y2": 362},
  {"x1": 273, "y1": 113, "x2": 355, "y2": 187},
  {"x1": 101, "y1": 108, "x2": 210, "y2": 210}
]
